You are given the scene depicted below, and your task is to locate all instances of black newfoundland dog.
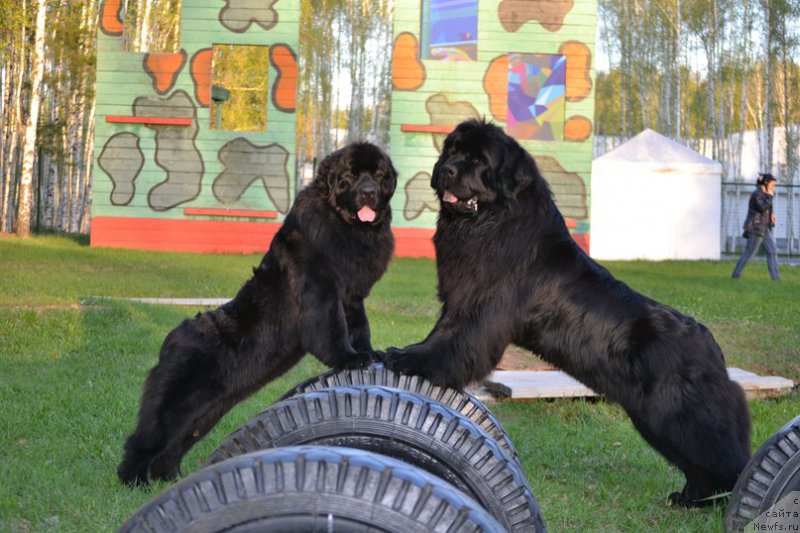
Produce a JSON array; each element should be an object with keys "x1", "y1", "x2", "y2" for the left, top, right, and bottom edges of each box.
[
  {"x1": 118, "y1": 142, "x2": 397, "y2": 486},
  {"x1": 385, "y1": 119, "x2": 751, "y2": 507}
]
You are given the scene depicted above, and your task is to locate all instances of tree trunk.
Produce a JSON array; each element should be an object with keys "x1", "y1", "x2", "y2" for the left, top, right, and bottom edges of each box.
[
  {"x1": 762, "y1": 0, "x2": 774, "y2": 171},
  {"x1": 1, "y1": 0, "x2": 26, "y2": 233},
  {"x1": 16, "y1": 0, "x2": 47, "y2": 237},
  {"x1": 675, "y1": 0, "x2": 682, "y2": 140}
]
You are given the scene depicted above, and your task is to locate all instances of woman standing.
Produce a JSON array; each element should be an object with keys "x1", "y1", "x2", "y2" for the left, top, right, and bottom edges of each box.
[{"x1": 731, "y1": 173, "x2": 780, "y2": 280}]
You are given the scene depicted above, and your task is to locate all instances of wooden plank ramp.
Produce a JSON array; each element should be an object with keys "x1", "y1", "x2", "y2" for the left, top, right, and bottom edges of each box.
[{"x1": 484, "y1": 368, "x2": 795, "y2": 401}]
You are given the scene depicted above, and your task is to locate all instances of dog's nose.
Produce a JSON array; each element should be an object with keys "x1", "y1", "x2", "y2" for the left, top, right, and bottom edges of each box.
[
  {"x1": 442, "y1": 164, "x2": 457, "y2": 179},
  {"x1": 359, "y1": 183, "x2": 379, "y2": 204}
]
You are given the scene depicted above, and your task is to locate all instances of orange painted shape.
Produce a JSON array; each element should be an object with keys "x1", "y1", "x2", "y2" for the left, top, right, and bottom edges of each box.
[
  {"x1": 91, "y1": 217, "x2": 437, "y2": 258},
  {"x1": 401, "y1": 124, "x2": 455, "y2": 134},
  {"x1": 392, "y1": 227, "x2": 436, "y2": 258},
  {"x1": 270, "y1": 45, "x2": 297, "y2": 112},
  {"x1": 144, "y1": 51, "x2": 187, "y2": 95},
  {"x1": 100, "y1": 0, "x2": 124, "y2": 36},
  {"x1": 392, "y1": 33, "x2": 425, "y2": 91},
  {"x1": 564, "y1": 116, "x2": 593, "y2": 142},
  {"x1": 105, "y1": 116, "x2": 193, "y2": 126},
  {"x1": 572, "y1": 232, "x2": 590, "y2": 254},
  {"x1": 559, "y1": 40, "x2": 593, "y2": 102},
  {"x1": 91, "y1": 216, "x2": 281, "y2": 254},
  {"x1": 190, "y1": 48, "x2": 213, "y2": 107},
  {"x1": 484, "y1": 55, "x2": 509, "y2": 122},
  {"x1": 184, "y1": 208, "x2": 278, "y2": 219}
]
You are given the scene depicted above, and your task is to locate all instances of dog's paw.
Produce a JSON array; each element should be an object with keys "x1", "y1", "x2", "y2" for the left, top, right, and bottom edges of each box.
[
  {"x1": 665, "y1": 491, "x2": 719, "y2": 508},
  {"x1": 117, "y1": 463, "x2": 151, "y2": 488},
  {"x1": 337, "y1": 350, "x2": 379, "y2": 369},
  {"x1": 383, "y1": 347, "x2": 424, "y2": 376}
]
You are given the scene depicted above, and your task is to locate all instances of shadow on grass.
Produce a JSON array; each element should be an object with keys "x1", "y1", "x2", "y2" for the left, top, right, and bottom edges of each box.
[{"x1": 34, "y1": 229, "x2": 90, "y2": 246}]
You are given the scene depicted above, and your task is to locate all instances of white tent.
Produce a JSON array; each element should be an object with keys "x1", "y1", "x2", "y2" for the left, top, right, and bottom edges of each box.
[{"x1": 591, "y1": 129, "x2": 722, "y2": 261}]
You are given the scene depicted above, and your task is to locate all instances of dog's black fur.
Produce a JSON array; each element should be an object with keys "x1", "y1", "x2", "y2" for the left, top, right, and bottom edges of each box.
[
  {"x1": 385, "y1": 120, "x2": 751, "y2": 506},
  {"x1": 118, "y1": 142, "x2": 396, "y2": 486}
]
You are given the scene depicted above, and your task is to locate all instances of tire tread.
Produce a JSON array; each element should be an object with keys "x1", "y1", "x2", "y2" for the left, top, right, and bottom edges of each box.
[
  {"x1": 208, "y1": 385, "x2": 545, "y2": 532},
  {"x1": 725, "y1": 415, "x2": 800, "y2": 532},
  {"x1": 121, "y1": 447, "x2": 508, "y2": 532}
]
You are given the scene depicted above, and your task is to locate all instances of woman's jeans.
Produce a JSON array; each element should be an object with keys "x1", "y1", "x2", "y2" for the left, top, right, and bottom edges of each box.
[{"x1": 731, "y1": 231, "x2": 780, "y2": 280}]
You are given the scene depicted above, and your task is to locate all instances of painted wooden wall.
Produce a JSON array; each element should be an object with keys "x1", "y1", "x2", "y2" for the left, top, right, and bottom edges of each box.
[
  {"x1": 91, "y1": 0, "x2": 299, "y2": 253},
  {"x1": 390, "y1": 0, "x2": 597, "y2": 257}
]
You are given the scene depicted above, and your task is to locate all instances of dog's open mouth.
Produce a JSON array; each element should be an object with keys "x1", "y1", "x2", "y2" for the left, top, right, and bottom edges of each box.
[
  {"x1": 442, "y1": 190, "x2": 478, "y2": 213},
  {"x1": 356, "y1": 206, "x2": 377, "y2": 222}
]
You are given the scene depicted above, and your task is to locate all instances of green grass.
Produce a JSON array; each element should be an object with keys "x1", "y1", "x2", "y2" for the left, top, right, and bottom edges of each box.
[{"x1": 0, "y1": 235, "x2": 798, "y2": 532}]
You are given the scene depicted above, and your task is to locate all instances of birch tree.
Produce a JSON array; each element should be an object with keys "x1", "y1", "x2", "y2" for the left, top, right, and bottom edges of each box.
[
  {"x1": 0, "y1": 0, "x2": 26, "y2": 232},
  {"x1": 16, "y1": 0, "x2": 46, "y2": 238}
]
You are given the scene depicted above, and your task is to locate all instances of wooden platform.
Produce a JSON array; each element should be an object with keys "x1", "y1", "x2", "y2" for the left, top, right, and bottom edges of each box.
[{"x1": 485, "y1": 368, "x2": 795, "y2": 401}]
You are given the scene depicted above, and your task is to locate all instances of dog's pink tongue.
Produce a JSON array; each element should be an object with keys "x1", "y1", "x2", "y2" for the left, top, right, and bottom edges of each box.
[
  {"x1": 443, "y1": 190, "x2": 459, "y2": 204},
  {"x1": 357, "y1": 206, "x2": 376, "y2": 222}
]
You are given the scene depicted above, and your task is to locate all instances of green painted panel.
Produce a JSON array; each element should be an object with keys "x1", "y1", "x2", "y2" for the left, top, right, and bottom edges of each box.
[
  {"x1": 390, "y1": 0, "x2": 597, "y2": 235},
  {"x1": 93, "y1": 0, "x2": 299, "y2": 225}
]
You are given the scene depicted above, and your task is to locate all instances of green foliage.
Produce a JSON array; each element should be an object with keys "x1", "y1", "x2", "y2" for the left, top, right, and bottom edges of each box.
[
  {"x1": 0, "y1": 0, "x2": 25, "y2": 52},
  {"x1": 0, "y1": 236, "x2": 798, "y2": 531},
  {"x1": 596, "y1": 60, "x2": 800, "y2": 137},
  {"x1": 123, "y1": 0, "x2": 182, "y2": 53},
  {"x1": 210, "y1": 44, "x2": 271, "y2": 132}
]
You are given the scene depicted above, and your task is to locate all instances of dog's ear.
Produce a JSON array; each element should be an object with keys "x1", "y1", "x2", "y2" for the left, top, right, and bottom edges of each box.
[
  {"x1": 430, "y1": 157, "x2": 442, "y2": 191},
  {"x1": 430, "y1": 136, "x2": 453, "y2": 192},
  {"x1": 314, "y1": 154, "x2": 336, "y2": 192},
  {"x1": 316, "y1": 149, "x2": 351, "y2": 194},
  {"x1": 495, "y1": 137, "x2": 536, "y2": 199},
  {"x1": 384, "y1": 158, "x2": 399, "y2": 197}
]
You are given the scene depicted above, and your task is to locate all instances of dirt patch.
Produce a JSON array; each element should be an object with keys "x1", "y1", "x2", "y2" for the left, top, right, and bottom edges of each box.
[{"x1": 499, "y1": 345, "x2": 557, "y2": 371}]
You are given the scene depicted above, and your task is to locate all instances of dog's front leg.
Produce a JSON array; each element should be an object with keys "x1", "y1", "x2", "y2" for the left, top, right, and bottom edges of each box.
[
  {"x1": 300, "y1": 277, "x2": 376, "y2": 369},
  {"x1": 344, "y1": 298, "x2": 373, "y2": 353},
  {"x1": 384, "y1": 307, "x2": 510, "y2": 390}
]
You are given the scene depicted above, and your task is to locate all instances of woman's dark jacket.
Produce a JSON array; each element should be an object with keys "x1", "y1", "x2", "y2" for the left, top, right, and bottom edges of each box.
[{"x1": 742, "y1": 187, "x2": 774, "y2": 238}]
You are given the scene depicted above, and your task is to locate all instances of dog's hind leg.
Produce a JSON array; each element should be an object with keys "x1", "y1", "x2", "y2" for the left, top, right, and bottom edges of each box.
[
  {"x1": 118, "y1": 348, "x2": 228, "y2": 486},
  {"x1": 146, "y1": 347, "x2": 306, "y2": 482},
  {"x1": 117, "y1": 430, "x2": 164, "y2": 486},
  {"x1": 628, "y1": 390, "x2": 749, "y2": 506},
  {"x1": 118, "y1": 356, "x2": 186, "y2": 486},
  {"x1": 148, "y1": 400, "x2": 231, "y2": 481}
]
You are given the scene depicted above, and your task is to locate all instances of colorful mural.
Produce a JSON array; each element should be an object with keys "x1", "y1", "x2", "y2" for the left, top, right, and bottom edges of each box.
[
  {"x1": 424, "y1": 0, "x2": 479, "y2": 61},
  {"x1": 92, "y1": 0, "x2": 299, "y2": 253},
  {"x1": 98, "y1": 132, "x2": 144, "y2": 206},
  {"x1": 391, "y1": 0, "x2": 597, "y2": 254},
  {"x1": 93, "y1": 0, "x2": 596, "y2": 255},
  {"x1": 507, "y1": 53, "x2": 566, "y2": 141}
]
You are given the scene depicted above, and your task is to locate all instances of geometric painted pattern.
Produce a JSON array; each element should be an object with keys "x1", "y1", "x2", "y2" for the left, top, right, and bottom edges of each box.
[
  {"x1": 507, "y1": 53, "x2": 566, "y2": 141},
  {"x1": 425, "y1": 0, "x2": 478, "y2": 61}
]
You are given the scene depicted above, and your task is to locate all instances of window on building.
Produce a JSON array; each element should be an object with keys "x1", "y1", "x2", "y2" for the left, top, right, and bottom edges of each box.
[
  {"x1": 123, "y1": 0, "x2": 182, "y2": 53},
  {"x1": 210, "y1": 44, "x2": 270, "y2": 132},
  {"x1": 422, "y1": 0, "x2": 478, "y2": 61}
]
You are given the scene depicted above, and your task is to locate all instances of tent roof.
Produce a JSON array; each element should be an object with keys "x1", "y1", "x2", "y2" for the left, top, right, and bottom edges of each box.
[{"x1": 594, "y1": 129, "x2": 721, "y2": 172}]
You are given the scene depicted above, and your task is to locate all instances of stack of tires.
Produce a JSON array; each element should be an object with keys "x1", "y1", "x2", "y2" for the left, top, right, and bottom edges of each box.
[
  {"x1": 120, "y1": 363, "x2": 547, "y2": 532},
  {"x1": 725, "y1": 414, "x2": 800, "y2": 532}
]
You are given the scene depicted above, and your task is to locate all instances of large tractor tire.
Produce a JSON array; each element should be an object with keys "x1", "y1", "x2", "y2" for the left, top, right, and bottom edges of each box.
[
  {"x1": 278, "y1": 363, "x2": 521, "y2": 465},
  {"x1": 208, "y1": 386, "x2": 546, "y2": 532},
  {"x1": 725, "y1": 414, "x2": 800, "y2": 531},
  {"x1": 120, "y1": 446, "x2": 506, "y2": 532}
]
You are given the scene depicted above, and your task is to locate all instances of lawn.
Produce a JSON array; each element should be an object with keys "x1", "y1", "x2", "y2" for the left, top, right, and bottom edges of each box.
[{"x1": 1, "y1": 235, "x2": 798, "y2": 532}]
